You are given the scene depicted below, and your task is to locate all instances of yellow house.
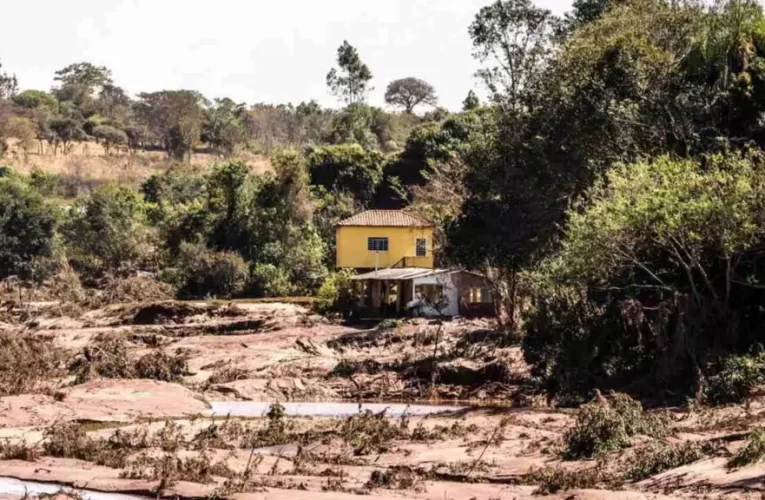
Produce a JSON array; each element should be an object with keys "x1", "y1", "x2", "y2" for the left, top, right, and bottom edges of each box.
[{"x1": 335, "y1": 210, "x2": 434, "y2": 270}]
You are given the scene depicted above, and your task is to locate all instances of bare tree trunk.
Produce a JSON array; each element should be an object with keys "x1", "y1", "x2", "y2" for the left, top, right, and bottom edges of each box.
[{"x1": 508, "y1": 269, "x2": 517, "y2": 333}]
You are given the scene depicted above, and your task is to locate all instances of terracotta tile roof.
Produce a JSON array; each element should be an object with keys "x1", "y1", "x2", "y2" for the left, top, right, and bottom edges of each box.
[{"x1": 336, "y1": 210, "x2": 433, "y2": 228}]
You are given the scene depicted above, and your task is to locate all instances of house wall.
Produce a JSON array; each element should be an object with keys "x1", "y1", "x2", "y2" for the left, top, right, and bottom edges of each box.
[
  {"x1": 411, "y1": 274, "x2": 460, "y2": 317},
  {"x1": 336, "y1": 225, "x2": 434, "y2": 269}
]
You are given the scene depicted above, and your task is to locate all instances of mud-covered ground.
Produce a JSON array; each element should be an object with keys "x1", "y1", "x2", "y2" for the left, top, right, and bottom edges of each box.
[{"x1": 0, "y1": 301, "x2": 763, "y2": 499}]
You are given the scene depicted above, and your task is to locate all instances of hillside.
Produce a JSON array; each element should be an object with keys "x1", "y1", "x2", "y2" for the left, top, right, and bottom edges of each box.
[{"x1": 1, "y1": 138, "x2": 272, "y2": 192}]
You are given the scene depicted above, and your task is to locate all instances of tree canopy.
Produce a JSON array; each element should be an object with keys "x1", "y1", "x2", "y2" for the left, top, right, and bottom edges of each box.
[
  {"x1": 384, "y1": 78, "x2": 438, "y2": 114},
  {"x1": 326, "y1": 41, "x2": 374, "y2": 105}
]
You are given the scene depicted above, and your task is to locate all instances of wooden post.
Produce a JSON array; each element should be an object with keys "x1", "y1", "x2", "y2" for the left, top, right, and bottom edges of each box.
[{"x1": 371, "y1": 280, "x2": 382, "y2": 313}]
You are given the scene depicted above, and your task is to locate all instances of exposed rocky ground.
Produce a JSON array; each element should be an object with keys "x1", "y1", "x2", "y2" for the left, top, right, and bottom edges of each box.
[{"x1": 0, "y1": 301, "x2": 763, "y2": 499}]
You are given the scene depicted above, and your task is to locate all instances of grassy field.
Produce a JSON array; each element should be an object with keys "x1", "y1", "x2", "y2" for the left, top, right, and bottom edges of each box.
[{"x1": 2, "y1": 139, "x2": 272, "y2": 192}]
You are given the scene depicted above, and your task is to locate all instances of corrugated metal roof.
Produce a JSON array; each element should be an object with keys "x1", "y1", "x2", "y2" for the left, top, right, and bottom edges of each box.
[
  {"x1": 351, "y1": 268, "x2": 437, "y2": 281},
  {"x1": 336, "y1": 210, "x2": 433, "y2": 228},
  {"x1": 351, "y1": 268, "x2": 484, "y2": 281}
]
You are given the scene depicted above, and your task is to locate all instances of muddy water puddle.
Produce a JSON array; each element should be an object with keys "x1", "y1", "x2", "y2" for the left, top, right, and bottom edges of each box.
[
  {"x1": 207, "y1": 401, "x2": 466, "y2": 418},
  {"x1": 0, "y1": 477, "x2": 145, "y2": 500}
]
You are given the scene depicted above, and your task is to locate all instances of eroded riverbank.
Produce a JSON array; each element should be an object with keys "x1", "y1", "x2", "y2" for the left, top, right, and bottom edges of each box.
[{"x1": 0, "y1": 301, "x2": 762, "y2": 499}]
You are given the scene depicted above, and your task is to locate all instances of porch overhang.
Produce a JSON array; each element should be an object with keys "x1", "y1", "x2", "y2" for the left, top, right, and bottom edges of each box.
[{"x1": 350, "y1": 267, "x2": 448, "y2": 281}]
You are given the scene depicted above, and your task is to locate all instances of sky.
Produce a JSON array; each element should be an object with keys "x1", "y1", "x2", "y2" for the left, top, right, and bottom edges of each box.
[{"x1": 1, "y1": 0, "x2": 573, "y2": 111}]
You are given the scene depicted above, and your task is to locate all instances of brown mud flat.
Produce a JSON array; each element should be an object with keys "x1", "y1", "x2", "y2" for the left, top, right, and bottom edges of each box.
[{"x1": 0, "y1": 301, "x2": 763, "y2": 499}]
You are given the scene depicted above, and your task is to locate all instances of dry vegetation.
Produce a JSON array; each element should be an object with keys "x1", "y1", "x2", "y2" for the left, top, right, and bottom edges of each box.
[
  {"x1": 2, "y1": 139, "x2": 272, "y2": 192},
  {"x1": 0, "y1": 302, "x2": 765, "y2": 499},
  {"x1": 0, "y1": 300, "x2": 763, "y2": 499}
]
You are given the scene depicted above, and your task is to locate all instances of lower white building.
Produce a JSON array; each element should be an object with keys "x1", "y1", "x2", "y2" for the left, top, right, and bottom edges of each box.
[{"x1": 350, "y1": 268, "x2": 494, "y2": 318}]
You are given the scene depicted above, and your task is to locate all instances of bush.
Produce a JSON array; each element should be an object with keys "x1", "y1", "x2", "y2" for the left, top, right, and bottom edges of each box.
[
  {"x1": 43, "y1": 422, "x2": 151, "y2": 469},
  {"x1": 248, "y1": 263, "x2": 292, "y2": 297},
  {"x1": 366, "y1": 466, "x2": 421, "y2": 490},
  {"x1": 315, "y1": 270, "x2": 354, "y2": 316},
  {"x1": 704, "y1": 354, "x2": 765, "y2": 406},
  {"x1": 167, "y1": 242, "x2": 248, "y2": 299},
  {"x1": 329, "y1": 359, "x2": 382, "y2": 378},
  {"x1": 563, "y1": 392, "x2": 667, "y2": 459},
  {"x1": 133, "y1": 350, "x2": 189, "y2": 382},
  {"x1": 0, "y1": 177, "x2": 57, "y2": 282},
  {"x1": 624, "y1": 441, "x2": 709, "y2": 481},
  {"x1": 339, "y1": 410, "x2": 401, "y2": 456},
  {"x1": 523, "y1": 465, "x2": 604, "y2": 495},
  {"x1": 564, "y1": 401, "x2": 630, "y2": 459},
  {"x1": 100, "y1": 274, "x2": 175, "y2": 305},
  {"x1": 0, "y1": 332, "x2": 64, "y2": 396},
  {"x1": 43, "y1": 422, "x2": 96, "y2": 460},
  {"x1": 242, "y1": 402, "x2": 296, "y2": 449},
  {"x1": 728, "y1": 428, "x2": 765, "y2": 469},
  {"x1": 204, "y1": 367, "x2": 251, "y2": 387},
  {"x1": 28, "y1": 170, "x2": 66, "y2": 198},
  {"x1": 68, "y1": 335, "x2": 188, "y2": 384},
  {"x1": 69, "y1": 335, "x2": 133, "y2": 384},
  {"x1": 63, "y1": 184, "x2": 154, "y2": 281},
  {"x1": 0, "y1": 438, "x2": 40, "y2": 461}
]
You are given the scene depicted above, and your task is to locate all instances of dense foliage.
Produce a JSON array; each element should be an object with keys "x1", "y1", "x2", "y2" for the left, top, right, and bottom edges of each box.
[
  {"x1": 523, "y1": 153, "x2": 765, "y2": 398},
  {"x1": 0, "y1": 176, "x2": 56, "y2": 281},
  {"x1": 3, "y1": 0, "x2": 765, "y2": 406}
]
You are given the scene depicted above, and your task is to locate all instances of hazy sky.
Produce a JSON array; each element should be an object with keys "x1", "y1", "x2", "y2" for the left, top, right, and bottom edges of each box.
[{"x1": 1, "y1": 0, "x2": 573, "y2": 111}]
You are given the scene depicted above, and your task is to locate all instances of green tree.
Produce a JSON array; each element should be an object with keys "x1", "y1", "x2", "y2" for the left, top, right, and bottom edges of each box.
[
  {"x1": 450, "y1": 0, "x2": 708, "y2": 323},
  {"x1": 54, "y1": 62, "x2": 113, "y2": 96},
  {"x1": 141, "y1": 165, "x2": 208, "y2": 257},
  {"x1": 63, "y1": 184, "x2": 153, "y2": 280},
  {"x1": 51, "y1": 63, "x2": 114, "y2": 122},
  {"x1": 311, "y1": 186, "x2": 356, "y2": 267},
  {"x1": 0, "y1": 177, "x2": 57, "y2": 281},
  {"x1": 202, "y1": 97, "x2": 247, "y2": 155},
  {"x1": 134, "y1": 90, "x2": 206, "y2": 161},
  {"x1": 295, "y1": 100, "x2": 334, "y2": 145},
  {"x1": 49, "y1": 117, "x2": 86, "y2": 155},
  {"x1": 384, "y1": 77, "x2": 438, "y2": 114},
  {"x1": 327, "y1": 104, "x2": 379, "y2": 149},
  {"x1": 306, "y1": 143, "x2": 385, "y2": 205},
  {"x1": 5, "y1": 117, "x2": 37, "y2": 160},
  {"x1": 463, "y1": 90, "x2": 481, "y2": 111},
  {"x1": 0, "y1": 60, "x2": 18, "y2": 99},
  {"x1": 97, "y1": 84, "x2": 133, "y2": 127},
  {"x1": 205, "y1": 161, "x2": 251, "y2": 252},
  {"x1": 562, "y1": 0, "x2": 617, "y2": 32},
  {"x1": 469, "y1": 0, "x2": 556, "y2": 108},
  {"x1": 12, "y1": 90, "x2": 58, "y2": 111},
  {"x1": 92, "y1": 125, "x2": 128, "y2": 154},
  {"x1": 244, "y1": 151, "x2": 327, "y2": 295},
  {"x1": 326, "y1": 41, "x2": 373, "y2": 105},
  {"x1": 524, "y1": 151, "x2": 765, "y2": 399},
  {"x1": 684, "y1": 0, "x2": 765, "y2": 145},
  {"x1": 166, "y1": 242, "x2": 248, "y2": 299},
  {"x1": 325, "y1": 104, "x2": 415, "y2": 151},
  {"x1": 11, "y1": 90, "x2": 58, "y2": 154},
  {"x1": 378, "y1": 108, "x2": 491, "y2": 207}
]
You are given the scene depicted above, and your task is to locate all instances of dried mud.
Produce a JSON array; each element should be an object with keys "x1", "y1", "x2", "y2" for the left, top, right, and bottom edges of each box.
[{"x1": 0, "y1": 301, "x2": 762, "y2": 499}]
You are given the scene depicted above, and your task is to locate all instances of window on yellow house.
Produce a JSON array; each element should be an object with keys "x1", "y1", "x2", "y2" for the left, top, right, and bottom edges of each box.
[
  {"x1": 416, "y1": 238, "x2": 427, "y2": 257},
  {"x1": 368, "y1": 237, "x2": 389, "y2": 251}
]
